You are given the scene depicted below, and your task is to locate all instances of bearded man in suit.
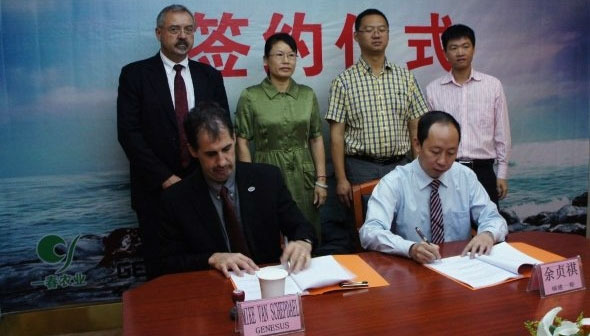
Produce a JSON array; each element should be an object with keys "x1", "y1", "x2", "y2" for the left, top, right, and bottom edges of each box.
[{"x1": 117, "y1": 4, "x2": 228, "y2": 277}]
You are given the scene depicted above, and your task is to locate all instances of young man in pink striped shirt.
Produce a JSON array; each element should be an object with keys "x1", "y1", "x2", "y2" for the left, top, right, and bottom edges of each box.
[{"x1": 426, "y1": 24, "x2": 511, "y2": 206}]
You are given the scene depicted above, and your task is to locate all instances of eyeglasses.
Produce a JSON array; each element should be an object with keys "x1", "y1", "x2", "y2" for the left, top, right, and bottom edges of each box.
[
  {"x1": 357, "y1": 26, "x2": 389, "y2": 34},
  {"x1": 268, "y1": 52, "x2": 298, "y2": 60},
  {"x1": 166, "y1": 25, "x2": 195, "y2": 35}
]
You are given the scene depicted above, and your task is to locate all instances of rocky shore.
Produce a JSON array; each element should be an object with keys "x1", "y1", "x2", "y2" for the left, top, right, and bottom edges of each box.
[{"x1": 501, "y1": 192, "x2": 587, "y2": 235}]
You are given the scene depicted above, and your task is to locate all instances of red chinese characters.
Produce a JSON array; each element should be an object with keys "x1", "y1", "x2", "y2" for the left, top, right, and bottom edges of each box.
[
  {"x1": 335, "y1": 14, "x2": 357, "y2": 69},
  {"x1": 405, "y1": 13, "x2": 452, "y2": 71},
  {"x1": 189, "y1": 12, "x2": 250, "y2": 77},
  {"x1": 263, "y1": 13, "x2": 323, "y2": 76}
]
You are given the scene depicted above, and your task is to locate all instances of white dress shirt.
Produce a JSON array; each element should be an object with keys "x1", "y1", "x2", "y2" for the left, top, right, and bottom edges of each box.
[
  {"x1": 359, "y1": 159, "x2": 507, "y2": 257},
  {"x1": 160, "y1": 52, "x2": 195, "y2": 111}
]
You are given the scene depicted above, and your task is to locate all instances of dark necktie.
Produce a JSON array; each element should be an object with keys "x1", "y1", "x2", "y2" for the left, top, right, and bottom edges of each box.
[
  {"x1": 173, "y1": 64, "x2": 190, "y2": 168},
  {"x1": 430, "y1": 179, "x2": 444, "y2": 244},
  {"x1": 219, "y1": 186, "x2": 251, "y2": 255}
]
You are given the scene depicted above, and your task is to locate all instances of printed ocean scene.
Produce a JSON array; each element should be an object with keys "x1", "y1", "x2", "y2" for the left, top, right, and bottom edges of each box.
[
  {"x1": 0, "y1": 172, "x2": 145, "y2": 312},
  {"x1": 501, "y1": 139, "x2": 588, "y2": 218}
]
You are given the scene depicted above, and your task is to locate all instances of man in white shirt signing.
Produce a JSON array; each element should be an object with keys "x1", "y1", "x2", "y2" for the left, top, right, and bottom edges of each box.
[{"x1": 359, "y1": 111, "x2": 507, "y2": 263}]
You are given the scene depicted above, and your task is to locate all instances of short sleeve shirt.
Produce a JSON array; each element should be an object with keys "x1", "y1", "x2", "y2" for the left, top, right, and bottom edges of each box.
[{"x1": 325, "y1": 57, "x2": 428, "y2": 159}]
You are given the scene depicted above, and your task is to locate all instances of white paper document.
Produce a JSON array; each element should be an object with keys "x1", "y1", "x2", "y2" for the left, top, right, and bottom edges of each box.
[
  {"x1": 230, "y1": 255, "x2": 355, "y2": 300},
  {"x1": 424, "y1": 242, "x2": 542, "y2": 289}
]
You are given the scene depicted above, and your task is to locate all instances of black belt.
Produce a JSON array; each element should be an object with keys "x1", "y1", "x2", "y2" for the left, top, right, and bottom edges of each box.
[
  {"x1": 456, "y1": 158, "x2": 494, "y2": 169},
  {"x1": 347, "y1": 154, "x2": 406, "y2": 165}
]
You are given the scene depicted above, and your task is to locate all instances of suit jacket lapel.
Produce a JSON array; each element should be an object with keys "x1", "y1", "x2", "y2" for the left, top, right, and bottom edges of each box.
[
  {"x1": 189, "y1": 60, "x2": 208, "y2": 106},
  {"x1": 235, "y1": 163, "x2": 257, "y2": 253},
  {"x1": 189, "y1": 170, "x2": 229, "y2": 251},
  {"x1": 147, "y1": 54, "x2": 178, "y2": 130}
]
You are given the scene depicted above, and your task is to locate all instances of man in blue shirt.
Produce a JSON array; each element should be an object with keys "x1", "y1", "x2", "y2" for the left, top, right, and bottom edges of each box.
[{"x1": 359, "y1": 111, "x2": 507, "y2": 264}]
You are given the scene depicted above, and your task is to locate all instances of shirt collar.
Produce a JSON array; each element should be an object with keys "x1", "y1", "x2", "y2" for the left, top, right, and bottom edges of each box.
[
  {"x1": 412, "y1": 159, "x2": 451, "y2": 190},
  {"x1": 441, "y1": 68, "x2": 482, "y2": 86},
  {"x1": 358, "y1": 56, "x2": 393, "y2": 74},
  {"x1": 160, "y1": 51, "x2": 189, "y2": 75},
  {"x1": 205, "y1": 170, "x2": 237, "y2": 198},
  {"x1": 261, "y1": 77, "x2": 299, "y2": 99}
]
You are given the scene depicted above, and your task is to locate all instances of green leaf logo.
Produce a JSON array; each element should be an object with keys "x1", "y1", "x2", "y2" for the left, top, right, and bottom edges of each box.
[{"x1": 36, "y1": 235, "x2": 81, "y2": 274}]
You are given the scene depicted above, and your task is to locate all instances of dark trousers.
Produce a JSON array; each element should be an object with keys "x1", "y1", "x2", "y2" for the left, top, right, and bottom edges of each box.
[
  {"x1": 459, "y1": 160, "x2": 499, "y2": 206},
  {"x1": 134, "y1": 193, "x2": 163, "y2": 279},
  {"x1": 345, "y1": 156, "x2": 409, "y2": 184},
  {"x1": 134, "y1": 164, "x2": 195, "y2": 278}
]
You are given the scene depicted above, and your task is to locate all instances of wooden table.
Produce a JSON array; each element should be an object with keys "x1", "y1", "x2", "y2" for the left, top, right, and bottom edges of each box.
[{"x1": 123, "y1": 232, "x2": 590, "y2": 335}]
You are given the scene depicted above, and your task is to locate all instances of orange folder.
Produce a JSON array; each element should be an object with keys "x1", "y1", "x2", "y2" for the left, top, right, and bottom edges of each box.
[
  {"x1": 509, "y1": 242, "x2": 564, "y2": 263},
  {"x1": 230, "y1": 255, "x2": 389, "y2": 296},
  {"x1": 306, "y1": 254, "x2": 389, "y2": 295}
]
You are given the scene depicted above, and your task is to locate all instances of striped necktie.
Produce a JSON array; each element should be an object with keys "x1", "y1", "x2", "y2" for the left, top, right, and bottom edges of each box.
[{"x1": 429, "y1": 179, "x2": 444, "y2": 244}]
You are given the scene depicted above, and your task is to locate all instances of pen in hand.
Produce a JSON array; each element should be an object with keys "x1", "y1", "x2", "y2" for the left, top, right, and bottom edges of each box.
[
  {"x1": 415, "y1": 227, "x2": 432, "y2": 245},
  {"x1": 414, "y1": 226, "x2": 442, "y2": 262},
  {"x1": 282, "y1": 236, "x2": 290, "y2": 273}
]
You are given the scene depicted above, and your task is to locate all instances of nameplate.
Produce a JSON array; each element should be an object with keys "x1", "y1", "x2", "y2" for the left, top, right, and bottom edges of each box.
[
  {"x1": 236, "y1": 294, "x2": 304, "y2": 336},
  {"x1": 527, "y1": 256, "x2": 586, "y2": 297}
]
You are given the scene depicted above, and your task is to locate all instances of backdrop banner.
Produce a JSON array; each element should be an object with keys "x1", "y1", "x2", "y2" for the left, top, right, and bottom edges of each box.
[{"x1": 1, "y1": 0, "x2": 588, "y2": 313}]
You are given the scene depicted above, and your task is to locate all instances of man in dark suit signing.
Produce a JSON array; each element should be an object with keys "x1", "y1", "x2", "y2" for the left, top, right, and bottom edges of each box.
[
  {"x1": 117, "y1": 4, "x2": 229, "y2": 277},
  {"x1": 158, "y1": 102, "x2": 315, "y2": 278}
]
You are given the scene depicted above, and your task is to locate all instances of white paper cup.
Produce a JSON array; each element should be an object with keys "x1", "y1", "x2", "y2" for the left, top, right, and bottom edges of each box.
[{"x1": 256, "y1": 267, "x2": 288, "y2": 299}]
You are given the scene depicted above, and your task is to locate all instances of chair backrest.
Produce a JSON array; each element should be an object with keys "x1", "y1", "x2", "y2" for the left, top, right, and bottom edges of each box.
[{"x1": 351, "y1": 179, "x2": 380, "y2": 230}]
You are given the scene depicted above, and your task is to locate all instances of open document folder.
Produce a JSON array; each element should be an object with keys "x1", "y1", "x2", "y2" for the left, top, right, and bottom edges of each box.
[
  {"x1": 424, "y1": 242, "x2": 564, "y2": 290},
  {"x1": 231, "y1": 255, "x2": 389, "y2": 301}
]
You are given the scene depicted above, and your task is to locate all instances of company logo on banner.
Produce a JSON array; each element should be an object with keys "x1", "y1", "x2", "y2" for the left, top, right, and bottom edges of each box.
[{"x1": 30, "y1": 235, "x2": 87, "y2": 290}]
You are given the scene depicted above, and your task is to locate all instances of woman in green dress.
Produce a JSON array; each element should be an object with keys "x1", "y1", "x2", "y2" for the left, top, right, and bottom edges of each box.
[{"x1": 235, "y1": 33, "x2": 327, "y2": 243}]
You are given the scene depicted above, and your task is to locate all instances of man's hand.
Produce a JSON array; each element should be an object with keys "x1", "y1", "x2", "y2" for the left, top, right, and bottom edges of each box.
[
  {"x1": 208, "y1": 252, "x2": 259, "y2": 278},
  {"x1": 409, "y1": 242, "x2": 441, "y2": 264},
  {"x1": 162, "y1": 175, "x2": 181, "y2": 189},
  {"x1": 313, "y1": 186, "x2": 328, "y2": 208},
  {"x1": 280, "y1": 240, "x2": 312, "y2": 274},
  {"x1": 497, "y1": 178, "x2": 508, "y2": 200},
  {"x1": 336, "y1": 178, "x2": 352, "y2": 207},
  {"x1": 461, "y1": 232, "x2": 495, "y2": 258}
]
